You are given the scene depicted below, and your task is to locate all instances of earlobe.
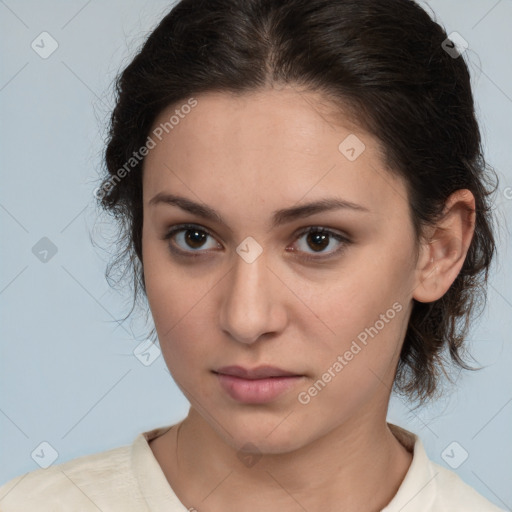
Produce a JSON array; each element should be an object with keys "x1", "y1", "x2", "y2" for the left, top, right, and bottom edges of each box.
[{"x1": 412, "y1": 189, "x2": 476, "y2": 304}]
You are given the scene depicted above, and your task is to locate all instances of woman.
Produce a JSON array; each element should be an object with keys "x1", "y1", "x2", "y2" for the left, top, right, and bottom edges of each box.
[{"x1": 0, "y1": 0, "x2": 505, "y2": 510}]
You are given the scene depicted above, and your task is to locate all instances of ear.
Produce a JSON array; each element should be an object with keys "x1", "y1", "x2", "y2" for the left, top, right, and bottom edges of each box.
[{"x1": 413, "y1": 189, "x2": 476, "y2": 303}]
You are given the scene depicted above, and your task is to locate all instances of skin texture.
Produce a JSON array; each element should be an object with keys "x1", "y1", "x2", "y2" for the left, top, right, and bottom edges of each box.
[{"x1": 141, "y1": 86, "x2": 476, "y2": 512}]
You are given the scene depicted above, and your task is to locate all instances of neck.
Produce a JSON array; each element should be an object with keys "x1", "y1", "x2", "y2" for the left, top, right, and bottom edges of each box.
[{"x1": 165, "y1": 405, "x2": 413, "y2": 512}]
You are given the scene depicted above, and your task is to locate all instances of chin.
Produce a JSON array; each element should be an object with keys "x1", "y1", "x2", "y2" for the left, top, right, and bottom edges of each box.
[{"x1": 214, "y1": 415, "x2": 310, "y2": 455}]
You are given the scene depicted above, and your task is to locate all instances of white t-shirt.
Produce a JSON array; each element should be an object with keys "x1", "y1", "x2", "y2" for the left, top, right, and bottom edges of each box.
[{"x1": 0, "y1": 423, "x2": 505, "y2": 511}]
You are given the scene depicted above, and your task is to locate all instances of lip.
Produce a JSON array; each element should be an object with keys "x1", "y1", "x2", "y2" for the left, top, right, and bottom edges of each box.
[
  {"x1": 213, "y1": 365, "x2": 304, "y2": 404},
  {"x1": 214, "y1": 365, "x2": 301, "y2": 379}
]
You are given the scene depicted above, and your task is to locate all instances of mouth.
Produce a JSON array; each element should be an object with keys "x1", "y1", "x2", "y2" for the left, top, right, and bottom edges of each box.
[
  {"x1": 213, "y1": 365, "x2": 302, "y2": 379},
  {"x1": 212, "y1": 365, "x2": 305, "y2": 404}
]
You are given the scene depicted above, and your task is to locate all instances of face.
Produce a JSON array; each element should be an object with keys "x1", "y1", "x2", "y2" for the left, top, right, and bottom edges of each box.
[{"x1": 141, "y1": 87, "x2": 420, "y2": 454}]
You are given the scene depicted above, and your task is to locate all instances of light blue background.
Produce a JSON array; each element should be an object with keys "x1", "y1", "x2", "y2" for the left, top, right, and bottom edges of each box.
[{"x1": 1, "y1": 0, "x2": 511, "y2": 509}]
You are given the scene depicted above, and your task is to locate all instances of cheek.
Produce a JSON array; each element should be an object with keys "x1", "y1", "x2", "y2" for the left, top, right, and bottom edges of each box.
[
  {"x1": 303, "y1": 252, "x2": 410, "y2": 379},
  {"x1": 142, "y1": 240, "x2": 216, "y2": 376},
  {"x1": 315, "y1": 265, "x2": 404, "y2": 337},
  {"x1": 143, "y1": 233, "x2": 195, "y2": 328},
  {"x1": 147, "y1": 282, "x2": 210, "y2": 386},
  {"x1": 295, "y1": 281, "x2": 407, "y2": 421}
]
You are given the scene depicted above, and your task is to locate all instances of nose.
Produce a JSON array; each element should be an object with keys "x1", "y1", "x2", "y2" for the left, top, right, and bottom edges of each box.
[{"x1": 218, "y1": 249, "x2": 288, "y2": 345}]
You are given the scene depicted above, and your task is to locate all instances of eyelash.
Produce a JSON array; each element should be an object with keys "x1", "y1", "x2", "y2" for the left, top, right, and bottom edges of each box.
[{"x1": 162, "y1": 223, "x2": 351, "y2": 262}]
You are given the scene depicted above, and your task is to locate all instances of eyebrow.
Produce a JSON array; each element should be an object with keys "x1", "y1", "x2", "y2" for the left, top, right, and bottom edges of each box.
[{"x1": 148, "y1": 192, "x2": 371, "y2": 230}]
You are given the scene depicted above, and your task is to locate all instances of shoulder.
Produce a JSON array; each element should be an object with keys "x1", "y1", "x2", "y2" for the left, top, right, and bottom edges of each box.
[
  {"x1": 385, "y1": 424, "x2": 505, "y2": 512},
  {"x1": 0, "y1": 443, "x2": 145, "y2": 511},
  {"x1": 430, "y1": 460, "x2": 505, "y2": 511}
]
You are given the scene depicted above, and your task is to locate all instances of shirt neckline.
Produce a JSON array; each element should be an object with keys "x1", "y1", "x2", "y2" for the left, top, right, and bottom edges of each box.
[
  {"x1": 383, "y1": 424, "x2": 438, "y2": 511},
  {"x1": 131, "y1": 422, "x2": 438, "y2": 512},
  {"x1": 131, "y1": 425, "x2": 189, "y2": 511}
]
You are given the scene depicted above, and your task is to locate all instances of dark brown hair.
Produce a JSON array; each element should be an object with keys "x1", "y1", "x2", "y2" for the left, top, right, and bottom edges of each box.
[{"x1": 96, "y1": 0, "x2": 498, "y2": 404}]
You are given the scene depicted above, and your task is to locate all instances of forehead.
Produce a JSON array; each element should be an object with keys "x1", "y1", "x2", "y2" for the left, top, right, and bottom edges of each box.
[
  {"x1": 147, "y1": 87, "x2": 362, "y2": 159},
  {"x1": 142, "y1": 87, "x2": 408, "y2": 219}
]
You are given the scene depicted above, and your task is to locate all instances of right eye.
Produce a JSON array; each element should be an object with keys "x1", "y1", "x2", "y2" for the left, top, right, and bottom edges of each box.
[{"x1": 163, "y1": 223, "x2": 222, "y2": 256}]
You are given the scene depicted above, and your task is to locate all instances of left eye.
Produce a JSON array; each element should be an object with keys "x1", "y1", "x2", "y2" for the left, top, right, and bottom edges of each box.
[
  {"x1": 291, "y1": 227, "x2": 348, "y2": 257},
  {"x1": 163, "y1": 224, "x2": 349, "y2": 259}
]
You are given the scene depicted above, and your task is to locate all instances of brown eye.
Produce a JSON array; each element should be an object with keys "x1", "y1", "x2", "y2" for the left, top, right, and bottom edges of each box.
[
  {"x1": 163, "y1": 224, "x2": 221, "y2": 255},
  {"x1": 182, "y1": 228, "x2": 208, "y2": 249},
  {"x1": 291, "y1": 227, "x2": 351, "y2": 260},
  {"x1": 162, "y1": 223, "x2": 351, "y2": 261},
  {"x1": 305, "y1": 230, "x2": 330, "y2": 252}
]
